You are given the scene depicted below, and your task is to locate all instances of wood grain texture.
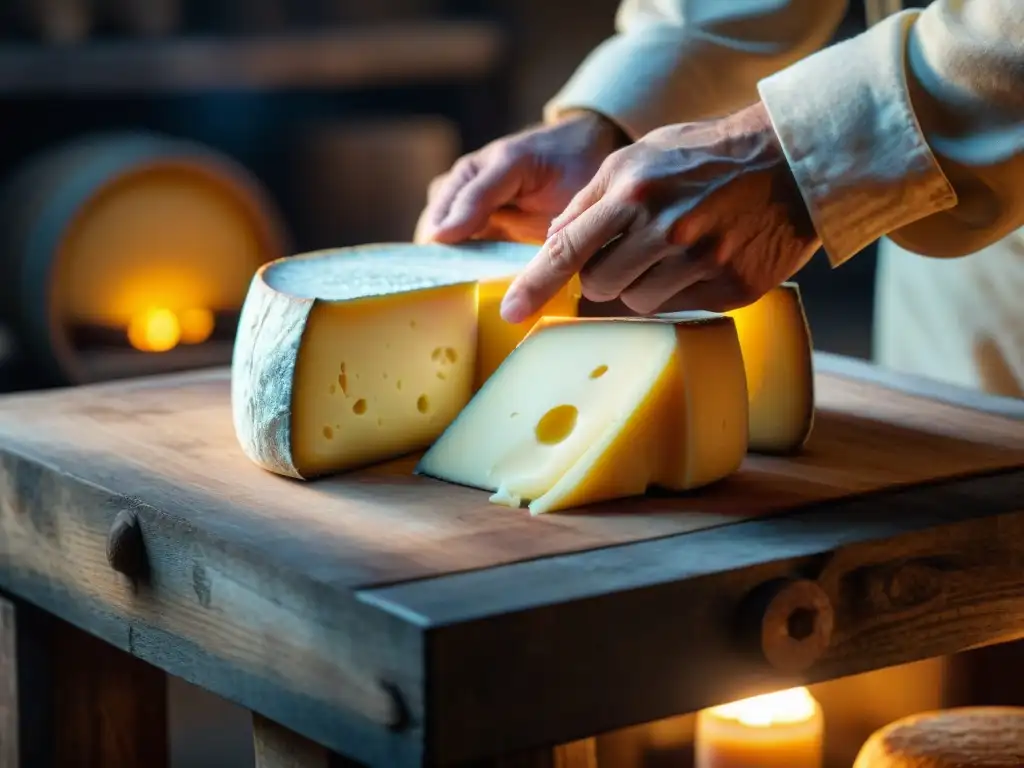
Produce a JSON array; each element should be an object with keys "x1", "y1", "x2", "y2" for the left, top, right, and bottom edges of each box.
[
  {"x1": 368, "y1": 469, "x2": 1024, "y2": 763},
  {"x1": 465, "y1": 739, "x2": 598, "y2": 768},
  {"x1": 0, "y1": 595, "x2": 167, "y2": 768},
  {"x1": 3, "y1": 598, "x2": 58, "y2": 768},
  {"x1": 0, "y1": 353, "x2": 1021, "y2": 765},
  {"x1": 814, "y1": 351, "x2": 1024, "y2": 420},
  {"x1": 253, "y1": 714, "x2": 361, "y2": 768},
  {"x1": 0, "y1": 595, "x2": 16, "y2": 768},
  {"x1": 0, "y1": 445, "x2": 423, "y2": 766},
  {"x1": 51, "y1": 617, "x2": 168, "y2": 768},
  {"x1": 0, "y1": 357, "x2": 1020, "y2": 592},
  {"x1": 252, "y1": 713, "x2": 596, "y2": 768}
]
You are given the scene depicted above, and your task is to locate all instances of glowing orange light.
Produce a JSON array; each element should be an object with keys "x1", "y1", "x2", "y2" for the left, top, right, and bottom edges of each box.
[
  {"x1": 127, "y1": 307, "x2": 181, "y2": 353},
  {"x1": 707, "y1": 687, "x2": 818, "y2": 728},
  {"x1": 696, "y1": 687, "x2": 823, "y2": 768},
  {"x1": 179, "y1": 307, "x2": 215, "y2": 345}
]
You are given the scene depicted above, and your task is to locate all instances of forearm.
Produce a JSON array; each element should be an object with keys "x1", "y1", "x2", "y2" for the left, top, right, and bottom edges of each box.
[
  {"x1": 758, "y1": 0, "x2": 1024, "y2": 265},
  {"x1": 544, "y1": 0, "x2": 848, "y2": 139}
]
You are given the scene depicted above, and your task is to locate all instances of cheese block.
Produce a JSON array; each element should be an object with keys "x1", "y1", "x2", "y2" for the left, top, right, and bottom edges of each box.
[
  {"x1": 853, "y1": 707, "x2": 1024, "y2": 767},
  {"x1": 415, "y1": 315, "x2": 749, "y2": 515},
  {"x1": 231, "y1": 241, "x2": 578, "y2": 479},
  {"x1": 724, "y1": 283, "x2": 815, "y2": 453},
  {"x1": 475, "y1": 273, "x2": 580, "y2": 390}
]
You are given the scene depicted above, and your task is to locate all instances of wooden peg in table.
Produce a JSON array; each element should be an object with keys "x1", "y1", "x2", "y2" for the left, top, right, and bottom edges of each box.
[
  {"x1": 740, "y1": 578, "x2": 835, "y2": 674},
  {"x1": 106, "y1": 509, "x2": 148, "y2": 581}
]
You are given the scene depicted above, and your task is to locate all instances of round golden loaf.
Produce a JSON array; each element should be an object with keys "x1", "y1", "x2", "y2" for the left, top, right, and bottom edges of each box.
[{"x1": 853, "y1": 707, "x2": 1024, "y2": 767}]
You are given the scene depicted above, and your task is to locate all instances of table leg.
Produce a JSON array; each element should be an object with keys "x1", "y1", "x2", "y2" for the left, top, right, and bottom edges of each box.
[
  {"x1": 1, "y1": 596, "x2": 18, "y2": 768},
  {"x1": 0, "y1": 593, "x2": 168, "y2": 768},
  {"x1": 251, "y1": 714, "x2": 598, "y2": 768},
  {"x1": 252, "y1": 713, "x2": 362, "y2": 767},
  {"x1": 464, "y1": 738, "x2": 598, "y2": 768}
]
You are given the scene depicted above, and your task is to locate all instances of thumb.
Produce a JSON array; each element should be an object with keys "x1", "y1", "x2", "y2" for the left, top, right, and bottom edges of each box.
[{"x1": 431, "y1": 154, "x2": 526, "y2": 243}]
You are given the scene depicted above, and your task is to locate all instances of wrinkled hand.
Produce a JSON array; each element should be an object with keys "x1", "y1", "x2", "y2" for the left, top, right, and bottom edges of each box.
[
  {"x1": 415, "y1": 110, "x2": 629, "y2": 245},
  {"x1": 500, "y1": 101, "x2": 821, "y2": 323}
]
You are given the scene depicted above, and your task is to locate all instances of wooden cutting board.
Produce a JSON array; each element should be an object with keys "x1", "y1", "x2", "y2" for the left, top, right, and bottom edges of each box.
[{"x1": 0, "y1": 354, "x2": 1021, "y2": 590}]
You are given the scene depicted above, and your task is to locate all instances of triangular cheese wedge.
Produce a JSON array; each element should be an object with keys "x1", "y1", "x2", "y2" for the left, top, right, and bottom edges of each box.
[{"x1": 416, "y1": 315, "x2": 749, "y2": 514}]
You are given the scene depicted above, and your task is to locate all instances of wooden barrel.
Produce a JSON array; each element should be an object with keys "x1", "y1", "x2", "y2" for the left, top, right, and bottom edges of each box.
[{"x1": 0, "y1": 132, "x2": 290, "y2": 387}]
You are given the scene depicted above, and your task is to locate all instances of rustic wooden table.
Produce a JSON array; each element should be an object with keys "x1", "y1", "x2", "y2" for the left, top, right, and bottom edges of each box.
[{"x1": 1, "y1": 351, "x2": 1023, "y2": 768}]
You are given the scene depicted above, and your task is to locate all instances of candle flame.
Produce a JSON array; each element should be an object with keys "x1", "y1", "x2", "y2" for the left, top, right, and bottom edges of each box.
[
  {"x1": 179, "y1": 307, "x2": 215, "y2": 345},
  {"x1": 708, "y1": 687, "x2": 818, "y2": 728},
  {"x1": 127, "y1": 307, "x2": 181, "y2": 353},
  {"x1": 127, "y1": 306, "x2": 216, "y2": 352}
]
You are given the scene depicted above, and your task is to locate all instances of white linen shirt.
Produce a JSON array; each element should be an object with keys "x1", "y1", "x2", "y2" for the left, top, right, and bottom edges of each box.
[{"x1": 544, "y1": 0, "x2": 1024, "y2": 395}]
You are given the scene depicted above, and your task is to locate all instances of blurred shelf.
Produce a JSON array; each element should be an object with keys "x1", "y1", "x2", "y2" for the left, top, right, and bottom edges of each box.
[
  {"x1": 0, "y1": 22, "x2": 504, "y2": 94},
  {"x1": 77, "y1": 341, "x2": 235, "y2": 383}
]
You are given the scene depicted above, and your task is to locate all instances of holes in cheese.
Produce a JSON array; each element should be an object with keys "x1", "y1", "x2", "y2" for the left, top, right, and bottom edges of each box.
[
  {"x1": 534, "y1": 404, "x2": 579, "y2": 445},
  {"x1": 231, "y1": 241, "x2": 579, "y2": 479},
  {"x1": 724, "y1": 283, "x2": 815, "y2": 454},
  {"x1": 415, "y1": 315, "x2": 749, "y2": 515}
]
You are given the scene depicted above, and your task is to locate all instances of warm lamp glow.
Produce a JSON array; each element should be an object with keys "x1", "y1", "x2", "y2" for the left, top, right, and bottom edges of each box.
[
  {"x1": 127, "y1": 307, "x2": 181, "y2": 352},
  {"x1": 708, "y1": 686, "x2": 818, "y2": 727},
  {"x1": 179, "y1": 307, "x2": 215, "y2": 345},
  {"x1": 696, "y1": 687, "x2": 823, "y2": 768}
]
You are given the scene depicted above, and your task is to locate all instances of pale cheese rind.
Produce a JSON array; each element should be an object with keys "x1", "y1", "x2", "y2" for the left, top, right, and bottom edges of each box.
[
  {"x1": 231, "y1": 241, "x2": 578, "y2": 479},
  {"x1": 853, "y1": 707, "x2": 1024, "y2": 768},
  {"x1": 231, "y1": 271, "x2": 313, "y2": 478},
  {"x1": 415, "y1": 315, "x2": 749, "y2": 514}
]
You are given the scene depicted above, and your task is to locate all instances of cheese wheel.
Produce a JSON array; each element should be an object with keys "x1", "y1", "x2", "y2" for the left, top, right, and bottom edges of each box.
[
  {"x1": 416, "y1": 315, "x2": 749, "y2": 514},
  {"x1": 724, "y1": 282, "x2": 815, "y2": 454},
  {"x1": 231, "y1": 241, "x2": 580, "y2": 479},
  {"x1": 853, "y1": 707, "x2": 1024, "y2": 768},
  {"x1": 0, "y1": 131, "x2": 288, "y2": 386}
]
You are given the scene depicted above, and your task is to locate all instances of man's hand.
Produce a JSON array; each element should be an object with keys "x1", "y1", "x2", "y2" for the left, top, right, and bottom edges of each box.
[
  {"x1": 415, "y1": 110, "x2": 629, "y2": 245},
  {"x1": 500, "y1": 101, "x2": 822, "y2": 323}
]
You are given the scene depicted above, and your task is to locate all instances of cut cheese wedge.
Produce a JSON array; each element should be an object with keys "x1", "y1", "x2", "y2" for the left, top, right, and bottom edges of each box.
[
  {"x1": 415, "y1": 315, "x2": 749, "y2": 514},
  {"x1": 475, "y1": 272, "x2": 579, "y2": 389},
  {"x1": 724, "y1": 283, "x2": 815, "y2": 453},
  {"x1": 231, "y1": 241, "x2": 578, "y2": 479}
]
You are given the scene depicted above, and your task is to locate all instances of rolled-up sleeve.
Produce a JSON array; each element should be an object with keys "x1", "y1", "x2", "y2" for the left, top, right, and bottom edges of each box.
[
  {"x1": 544, "y1": 0, "x2": 849, "y2": 140},
  {"x1": 758, "y1": 0, "x2": 1024, "y2": 266}
]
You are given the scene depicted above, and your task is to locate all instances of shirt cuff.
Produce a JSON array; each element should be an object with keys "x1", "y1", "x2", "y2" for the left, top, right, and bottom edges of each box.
[{"x1": 756, "y1": 11, "x2": 957, "y2": 267}]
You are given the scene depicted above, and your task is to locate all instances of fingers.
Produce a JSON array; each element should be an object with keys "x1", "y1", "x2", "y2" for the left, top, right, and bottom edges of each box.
[
  {"x1": 546, "y1": 155, "x2": 614, "y2": 237},
  {"x1": 578, "y1": 226, "x2": 678, "y2": 303},
  {"x1": 647, "y1": 276, "x2": 753, "y2": 314},
  {"x1": 619, "y1": 234, "x2": 767, "y2": 315},
  {"x1": 435, "y1": 156, "x2": 525, "y2": 243},
  {"x1": 417, "y1": 157, "x2": 479, "y2": 242},
  {"x1": 501, "y1": 199, "x2": 637, "y2": 323},
  {"x1": 477, "y1": 208, "x2": 553, "y2": 245},
  {"x1": 417, "y1": 145, "x2": 528, "y2": 244},
  {"x1": 617, "y1": 244, "x2": 716, "y2": 314}
]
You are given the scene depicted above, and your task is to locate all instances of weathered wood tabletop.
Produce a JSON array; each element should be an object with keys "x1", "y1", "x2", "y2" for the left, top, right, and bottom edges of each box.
[{"x1": 1, "y1": 351, "x2": 1023, "y2": 766}]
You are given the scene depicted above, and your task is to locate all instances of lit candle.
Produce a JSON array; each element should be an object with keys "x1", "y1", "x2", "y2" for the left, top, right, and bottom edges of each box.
[{"x1": 695, "y1": 687, "x2": 823, "y2": 768}]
